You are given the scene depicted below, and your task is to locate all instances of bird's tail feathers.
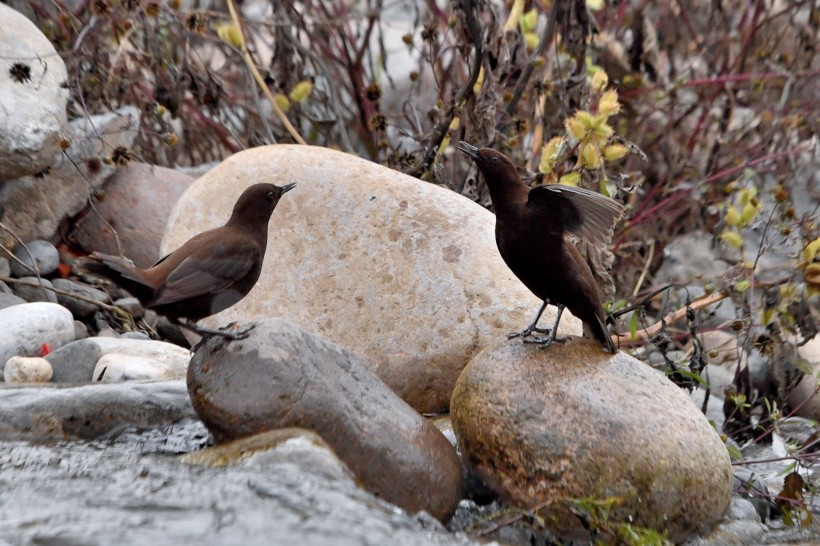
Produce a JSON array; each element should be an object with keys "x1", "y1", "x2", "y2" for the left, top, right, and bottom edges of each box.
[
  {"x1": 593, "y1": 315, "x2": 618, "y2": 353},
  {"x1": 75, "y1": 252, "x2": 153, "y2": 300}
]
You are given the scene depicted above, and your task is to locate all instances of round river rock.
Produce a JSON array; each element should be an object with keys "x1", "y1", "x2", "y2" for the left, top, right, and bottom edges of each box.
[
  {"x1": 188, "y1": 318, "x2": 463, "y2": 522},
  {"x1": 450, "y1": 337, "x2": 733, "y2": 542}
]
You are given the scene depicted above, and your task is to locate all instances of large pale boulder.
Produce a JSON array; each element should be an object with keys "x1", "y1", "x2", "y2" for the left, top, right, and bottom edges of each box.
[
  {"x1": 0, "y1": 3, "x2": 68, "y2": 180},
  {"x1": 0, "y1": 302, "x2": 74, "y2": 379},
  {"x1": 162, "y1": 145, "x2": 581, "y2": 412},
  {"x1": 450, "y1": 337, "x2": 733, "y2": 542}
]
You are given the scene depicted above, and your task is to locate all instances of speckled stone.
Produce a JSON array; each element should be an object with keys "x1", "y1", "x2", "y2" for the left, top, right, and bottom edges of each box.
[{"x1": 451, "y1": 337, "x2": 733, "y2": 542}]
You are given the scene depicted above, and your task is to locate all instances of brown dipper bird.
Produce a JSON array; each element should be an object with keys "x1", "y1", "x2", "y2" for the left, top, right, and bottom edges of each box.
[
  {"x1": 81, "y1": 182, "x2": 296, "y2": 338},
  {"x1": 457, "y1": 142, "x2": 623, "y2": 352}
]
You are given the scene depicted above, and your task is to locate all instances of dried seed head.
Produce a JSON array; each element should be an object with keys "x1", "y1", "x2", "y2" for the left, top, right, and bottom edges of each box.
[
  {"x1": 9, "y1": 62, "x2": 31, "y2": 84},
  {"x1": 368, "y1": 113, "x2": 387, "y2": 132},
  {"x1": 365, "y1": 83, "x2": 381, "y2": 102},
  {"x1": 110, "y1": 146, "x2": 135, "y2": 167}
]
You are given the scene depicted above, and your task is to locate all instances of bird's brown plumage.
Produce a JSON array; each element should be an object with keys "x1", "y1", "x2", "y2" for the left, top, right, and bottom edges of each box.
[
  {"x1": 458, "y1": 141, "x2": 624, "y2": 352},
  {"x1": 81, "y1": 182, "x2": 295, "y2": 331}
]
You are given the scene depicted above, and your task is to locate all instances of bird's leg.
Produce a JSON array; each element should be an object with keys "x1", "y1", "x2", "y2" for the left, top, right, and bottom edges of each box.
[
  {"x1": 532, "y1": 304, "x2": 569, "y2": 348},
  {"x1": 508, "y1": 300, "x2": 551, "y2": 340},
  {"x1": 179, "y1": 319, "x2": 256, "y2": 340}
]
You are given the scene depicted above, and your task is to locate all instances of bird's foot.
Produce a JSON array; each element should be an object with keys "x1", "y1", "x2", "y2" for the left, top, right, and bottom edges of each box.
[
  {"x1": 507, "y1": 327, "x2": 550, "y2": 340},
  {"x1": 182, "y1": 321, "x2": 255, "y2": 341},
  {"x1": 532, "y1": 333, "x2": 569, "y2": 348}
]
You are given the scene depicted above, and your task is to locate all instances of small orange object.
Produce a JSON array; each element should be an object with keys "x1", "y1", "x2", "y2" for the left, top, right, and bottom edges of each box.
[{"x1": 41, "y1": 343, "x2": 52, "y2": 357}]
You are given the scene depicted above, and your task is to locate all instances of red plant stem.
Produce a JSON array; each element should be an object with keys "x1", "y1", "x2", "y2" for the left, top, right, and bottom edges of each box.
[{"x1": 683, "y1": 69, "x2": 820, "y2": 88}]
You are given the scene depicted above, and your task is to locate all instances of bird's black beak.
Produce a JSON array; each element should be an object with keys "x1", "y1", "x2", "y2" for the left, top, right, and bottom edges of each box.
[
  {"x1": 456, "y1": 141, "x2": 479, "y2": 158},
  {"x1": 281, "y1": 183, "x2": 297, "y2": 194}
]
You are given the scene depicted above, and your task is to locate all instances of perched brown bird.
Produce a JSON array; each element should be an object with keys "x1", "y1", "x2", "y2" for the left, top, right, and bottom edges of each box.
[
  {"x1": 457, "y1": 142, "x2": 624, "y2": 352},
  {"x1": 81, "y1": 182, "x2": 296, "y2": 338}
]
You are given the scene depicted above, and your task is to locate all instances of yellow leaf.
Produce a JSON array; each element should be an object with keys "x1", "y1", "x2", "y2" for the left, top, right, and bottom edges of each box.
[
  {"x1": 520, "y1": 8, "x2": 538, "y2": 32},
  {"x1": 740, "y1": 202, "x2": 759, "y2": 225},
  {"x1": 289, "y1": 80, "x2": 313, "y2": 104},
  {"x1": 586, "y1": 0, "x2": 605, "y2": 10},
  {"x1": 274, "y1": 93, "x2": 290, "y2": 112},
  {"x1": 581, "y1": 142, "x2": 601, "y2": 169},
  {"x1": 539, "y1": 136, "x2": 566, "y2": 174},
  {"x1": 524, "y1": 32, "x2": 539, "y2": 52},
  {"x1": 803, "y1": 237, "x2": 820, "y2": 263},
  {"x1": 720, "y1": 230, "x2": 743, "y2": 249},
  {"x1": 590, "y1": 69, "x2": 608, "y2": 92},
  {"x1": 216, "y1": 22, "x2": 244, "y2": 49},
  {"x1": 724, "y1": 206, "x2": 741, "y2": 227},
  {"x1": 565, "y1": 117, "x2": 586, "y2": 141},
  {"x1": 734, "y1": 280, "x2": 751, "y2": 293},
  {"x1": 598, "y1": 89, "x2": 621, "y2": 117},
  {"x1": 591, "y1": 114, "x2": 614, "y2": 142},
  {"x1": 559, "y1": 171, "x2": 580, "y2": 186},
  {"x1": 603, "y1": 143, "x2": 627, "y2": 162}
]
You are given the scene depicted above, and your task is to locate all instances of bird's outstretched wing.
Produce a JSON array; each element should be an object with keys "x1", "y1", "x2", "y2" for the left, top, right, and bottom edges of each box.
[
  {"x1": 148, "y1": 238, "x2": 259, "y2": 306},
  {"x1": 528, "y1": 184, "x2": 625, "y2": 247}
]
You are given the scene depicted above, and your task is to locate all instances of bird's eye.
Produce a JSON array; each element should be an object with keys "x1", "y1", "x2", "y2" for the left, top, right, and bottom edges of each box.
[
  {"x1": 266, "y1": 191, "x2": 275, "y2": 200},
  {"x1": 491, "y1": 156, "x2": 500, "y2": 163}
]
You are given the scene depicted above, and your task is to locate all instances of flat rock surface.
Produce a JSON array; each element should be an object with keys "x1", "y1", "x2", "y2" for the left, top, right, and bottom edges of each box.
[
  {"x1": 162, "y1": 145, "x2": 580, "y2": 413},
  {"x1": 0, "y1": 380, "x2": 195, "y2": 439},
  {"x1": 0, "y1": 422, "x2": 481, "y2": 546},
  {"x1": 450, "y1": 337, "x2": 734, "y2": 542},
  {"x1": 188, "y1": 318, "x2": 463, "y2": 522}
]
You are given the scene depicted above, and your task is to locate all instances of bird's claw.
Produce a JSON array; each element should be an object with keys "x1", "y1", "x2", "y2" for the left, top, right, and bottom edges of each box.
[
  {"x1": 509, "y1": 327, "x2": 551, "y2": 342},
  {"x1": 218, "y1": 322, "x2": 255, "y2": 340}
]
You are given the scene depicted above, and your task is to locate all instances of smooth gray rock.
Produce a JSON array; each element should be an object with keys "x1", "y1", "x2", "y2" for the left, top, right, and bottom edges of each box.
[
  {"x1": 52, "y1": 278, "x2": 110, "y2": 318},
  {"x1": 10, "y1": 276, "x2": 58, "y2": 303},
  {"x1": 0, "y1": 302, "x2": 74, "y2": 379},
  {"x1": 189, "y1": 318, "x2": 463, "y2": 522},
  {"x1": 684, "y1": 498, "x2": 767, "y2": 546},
  {"x1": 0, "y1": 3, "x2": 69, "y2": 181},
  {"x1": 0, "y1": 257, "x2": 10, "y2": 278},
  {"x1": 0, "y1": 380, "x2": 194, "y2": 439},
  {"x1": 113, "y1": 296, "x2": 144, "y2": 318},
  {"x1": 46, "y1": 337, "x2": 191, "y2": 383},
  {"x1": 8, "y1": 239, "x2": 59, "y2": 277},
  {"x1": 73, "y1": 320, "x2": 89, "y2": 340},
  {"x1": 0, "y1": 292, "x2": 25, "y2": 310},
  {"x1": 0, "y1": 424, "x2": 480, "y2": 546}
]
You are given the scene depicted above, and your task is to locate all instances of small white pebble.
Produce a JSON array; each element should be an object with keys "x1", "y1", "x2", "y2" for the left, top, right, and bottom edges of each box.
[{"x1": 4, "y1": 355, "x2": 53, "y2": 383}]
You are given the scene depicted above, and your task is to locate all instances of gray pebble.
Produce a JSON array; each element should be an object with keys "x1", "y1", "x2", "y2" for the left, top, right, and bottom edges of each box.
[
  {"x1": 52, "y1": 278, "x2": 110, "y2": 318},
  {"x1": 0, "y1": 292, "x2": 25, "y2": 310},
  {"x1": 9, "y1": 240, "x2": 60, "y2": 277},
  {"x1": 113, "y1": 296, "x2": 145, "y2": 319},
  {"x1": 73, "y1": 321, "x2": 89, "y2": 340},
  {"x1": 120, "y1": 331, "x2": 151, "y2": 341},
  {"x1": 11, "y1": 277, "x2": 58, "y2": 304}
]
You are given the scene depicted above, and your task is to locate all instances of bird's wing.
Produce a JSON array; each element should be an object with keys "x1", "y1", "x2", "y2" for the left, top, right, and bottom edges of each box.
[
  {"x1": 148, "y1": 239, "x2": 259, "y2": 306},
  {"x1": 528, "y1": 184, "x2": 625, "y2": 247}
]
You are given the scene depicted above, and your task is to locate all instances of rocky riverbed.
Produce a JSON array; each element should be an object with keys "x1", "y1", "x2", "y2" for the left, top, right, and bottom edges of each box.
[{"x1": 1, "y1": 1, "x2": 819, "y2": 544}]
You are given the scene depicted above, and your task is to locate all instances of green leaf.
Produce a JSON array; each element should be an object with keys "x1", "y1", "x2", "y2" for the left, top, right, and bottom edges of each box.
[
  {"x1": 726, "y1": 443, "x2": 744, "y2": 462},
  {"x1": 793, "y1": 358, "x2": 814, "y2": 376},
  {"x1": 629, "y1": 311, "x2": 639, "y2": 339}
]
